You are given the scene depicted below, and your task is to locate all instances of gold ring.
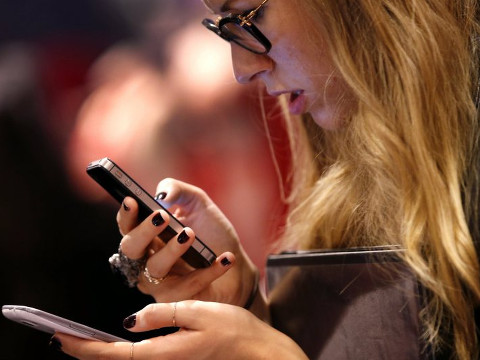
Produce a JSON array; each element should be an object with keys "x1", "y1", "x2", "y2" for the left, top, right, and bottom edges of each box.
[
  {"x1": 130, "y1": 342, "x2": 135, "y2": 360},
  {"x1": 172, "y1": 302, "x2": 177, "y2": 327},
  {"x1": 143, "y1": 267, "x2": 167, "y2": 284}
]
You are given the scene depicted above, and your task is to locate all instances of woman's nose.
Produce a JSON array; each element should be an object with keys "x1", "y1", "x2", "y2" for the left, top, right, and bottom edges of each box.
[{"x1": 231, "y1": 43, "x2": 273, "y2": 84}]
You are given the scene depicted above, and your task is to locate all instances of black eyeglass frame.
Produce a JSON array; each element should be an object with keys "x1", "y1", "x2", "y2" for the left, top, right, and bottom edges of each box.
[{"x1": 201, "y1": 0, "x2": 272, "y2": 54}]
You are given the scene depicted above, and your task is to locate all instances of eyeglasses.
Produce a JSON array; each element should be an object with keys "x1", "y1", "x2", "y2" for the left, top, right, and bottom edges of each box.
[{"x1": 202, "y1": 0, "x2": 272, "y2": 55}]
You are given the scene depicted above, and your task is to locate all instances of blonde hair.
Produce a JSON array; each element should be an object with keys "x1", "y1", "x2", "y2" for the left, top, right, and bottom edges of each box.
[{"x1": 279, "y1": 1, "x2": 480, "y2": 358}]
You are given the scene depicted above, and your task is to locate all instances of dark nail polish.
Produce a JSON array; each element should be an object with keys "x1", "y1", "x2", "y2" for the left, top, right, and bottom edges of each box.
[
  {"x1": 123, "y1": 201, "x2": 130, "y2": 211},
  {"x1": 123, "y1": 314, "x2": 137, "y2": 329},
  {"x1": 49, "y1": 336, "x2": 62, "y2": 351},
  {"x1": 155, "y1": 192, "x2": 167, "y2": 200},
  {"x1": 152, "y1": 212, "x2": 165, "y2": 226},
  {"x1": 177, "y1": 230, "x2": 189, "y2": 244},
  {"x1": 221, "y1": 257, "x2": 232, "y2": 266}
]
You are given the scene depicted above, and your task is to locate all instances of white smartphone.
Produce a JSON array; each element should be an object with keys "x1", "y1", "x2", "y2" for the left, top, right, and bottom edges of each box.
[
  {"x1": 86, "y1": 157, "x2": 217, "y2": 268},
  {"x1": 2, "y1": 305, "x2": 128, "y2": 342}
]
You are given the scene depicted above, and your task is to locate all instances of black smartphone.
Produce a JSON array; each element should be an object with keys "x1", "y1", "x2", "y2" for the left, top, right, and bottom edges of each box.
[
  {"x1": 2, "y1": 305, "x2": 128, "y2": 342},
  {"x1": 86, "y1": 157, "x2": 216, "y2": 268}
]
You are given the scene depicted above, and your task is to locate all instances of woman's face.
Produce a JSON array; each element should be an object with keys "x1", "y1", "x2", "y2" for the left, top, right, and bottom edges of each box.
[{"x1": 203, "y1": 0, "x2": 355, "y2": 130}]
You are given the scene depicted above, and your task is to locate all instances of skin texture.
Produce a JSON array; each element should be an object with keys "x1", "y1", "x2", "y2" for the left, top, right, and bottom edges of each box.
[
  {"x1": 204, "y1": 0, "x2": 354, "y2": 129},
  {"x1": 57, "y1": 0, "x2": 356, "y2": 358}
]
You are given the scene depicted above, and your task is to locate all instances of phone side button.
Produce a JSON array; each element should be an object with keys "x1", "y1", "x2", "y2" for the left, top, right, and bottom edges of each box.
[
  {"x1": 21, "y1": 320, "x2": 38, "y2": 327},
  {"x1": 113, "y1": 170, "x2": 123, "y2": 179}
]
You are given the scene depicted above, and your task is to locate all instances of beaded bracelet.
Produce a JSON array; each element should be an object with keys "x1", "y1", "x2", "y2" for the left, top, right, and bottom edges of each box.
[{"x1": 109, "y1": 246, "x2": 146, "y2": 288}]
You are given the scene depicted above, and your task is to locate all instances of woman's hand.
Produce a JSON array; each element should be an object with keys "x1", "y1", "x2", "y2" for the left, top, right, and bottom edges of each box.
[
  {"x1": 55, "y1": 301, "x2": 308, "y2": 360},
  {"x1": 116, "y1": 178, "x2": 257, "y2": 307}
]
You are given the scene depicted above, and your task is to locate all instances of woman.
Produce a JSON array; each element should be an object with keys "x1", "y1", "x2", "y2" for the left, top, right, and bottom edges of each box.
[{"x1": 56, "y1": 0, "x2": 480, "y2": 358}]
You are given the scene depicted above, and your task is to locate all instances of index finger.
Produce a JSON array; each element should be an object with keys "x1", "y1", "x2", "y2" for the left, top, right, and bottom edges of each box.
[
  {"x1": 155, "y1": 178, "x2": 210, "y2": 212},
  {"x1": 124, "y1": 302, "x2": 191, "y2": 332},
  {"x1": 116, "y1": 196, "x2": 140, "y2": 236},
  {"x1": 124, "y1": 301, "x2": 239, "y2": 333}
]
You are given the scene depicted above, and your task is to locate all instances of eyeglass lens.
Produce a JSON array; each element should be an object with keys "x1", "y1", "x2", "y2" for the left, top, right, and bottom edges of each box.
[{"x1": 221, "y1": 22, "x2": 268, "y2": 53}]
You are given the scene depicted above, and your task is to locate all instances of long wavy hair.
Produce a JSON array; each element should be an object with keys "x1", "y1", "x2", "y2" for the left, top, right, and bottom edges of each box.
[{"x1": 279, "y1": 0, "x2": 480, "y2": 358}]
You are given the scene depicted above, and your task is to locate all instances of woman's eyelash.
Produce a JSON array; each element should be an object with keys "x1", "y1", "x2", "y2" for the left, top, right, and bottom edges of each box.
[
  {"x1": 251, "y1": 6, "x2": 265, "y2": 21},
  {"x1": 240, "y1": 6, "x2": 265, "y2": 21}
]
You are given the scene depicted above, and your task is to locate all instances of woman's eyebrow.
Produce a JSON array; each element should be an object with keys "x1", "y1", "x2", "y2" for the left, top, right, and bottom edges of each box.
[
  {"x1": 207, "y1": 0, "x2": 248, "y2": 15},
  {"x1": 204, "y1": 0, "x2": 232, "y2": 13},
  {"x1": 220, "y1": 0, "x2": 233, "y2": 12}
]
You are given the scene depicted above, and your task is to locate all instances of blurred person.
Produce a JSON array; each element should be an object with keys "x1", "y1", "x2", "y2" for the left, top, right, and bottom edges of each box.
[{"x1": 54, "y1": 0, "x2": 480, "y2": 359}]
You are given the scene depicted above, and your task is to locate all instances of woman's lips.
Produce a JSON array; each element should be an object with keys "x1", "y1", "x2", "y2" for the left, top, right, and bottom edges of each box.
[
  {"x1": 288, "y1": 90, "x2": 306, "y2": 115},
  {"x1": 267, "y1": 89, "x2": 307, "y2": 115}
]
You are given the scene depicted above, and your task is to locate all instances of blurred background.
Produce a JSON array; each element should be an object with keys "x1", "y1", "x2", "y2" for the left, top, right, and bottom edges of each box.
[{"x1": 0, "y1": 0, "x2": 290, "y2": 358}]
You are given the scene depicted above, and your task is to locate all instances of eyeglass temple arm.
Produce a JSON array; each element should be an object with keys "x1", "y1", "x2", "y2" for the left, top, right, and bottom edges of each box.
[{"x1": 243, "y1": 0, "x2": 269, "y2": 21}]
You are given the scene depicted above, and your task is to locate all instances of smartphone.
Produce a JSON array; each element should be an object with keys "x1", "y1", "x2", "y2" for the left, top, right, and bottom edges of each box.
[
  {"x1": 2, "y1": 305, "x2": 128, "y2": 342},
  {"x1": 86, "y1": 157, "x2": 216, "y2": 269}
]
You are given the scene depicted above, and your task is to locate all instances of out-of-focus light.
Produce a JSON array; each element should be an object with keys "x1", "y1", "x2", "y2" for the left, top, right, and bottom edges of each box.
[{"x1": 166, "y1": 24, "x2": 236, "y2": 102}]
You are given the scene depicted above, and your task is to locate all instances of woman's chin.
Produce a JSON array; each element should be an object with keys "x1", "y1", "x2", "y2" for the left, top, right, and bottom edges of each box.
[{"x1": 310, "y1": 111, "x2": 343, "y2": 130}]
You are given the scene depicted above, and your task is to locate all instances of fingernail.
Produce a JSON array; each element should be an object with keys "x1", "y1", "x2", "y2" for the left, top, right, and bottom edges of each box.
[
  {"x1": 221, "y1": 257, "x2": 231, "y2": 266},
  {"x1": 152, "y1": 212, "x2": 165, "y2": 226},
  {"x1": 49, "y1": 336, "x2": 62, "y2": 351},
  {"x1": 155, "y1": 192, "x2": 167, "y2": 200},
  {"x1": 123, "y1": 314, "x2": 137, "y2": 329},
  {"x1": 123, "y1": 201, "x2": 130, "y2": 211},
  {"x1": 177, "y1": 230, "x2": 189, "y2": 244}
]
